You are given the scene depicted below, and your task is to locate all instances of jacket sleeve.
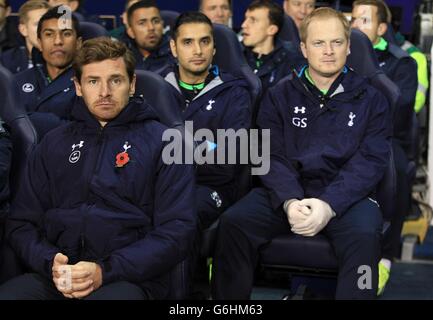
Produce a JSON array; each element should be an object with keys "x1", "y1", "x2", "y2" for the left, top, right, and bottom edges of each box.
[
  {"x1": 392, "y1": 57, "x2": 418, "y2": 142},
  {"x1": 320, "y1": 91, "x2": 392, "y2": 216},
  {"x1": 6, "y1": 142, "x2": 59, "y2": 278},
  {"x1": 100, "y1": 145, "x2": 197, "y2": 284},
  {"x1": 0, "y1": 129, "x2": 11, "y2": 222},
  {"x1": 256, "y1": 88, "x2": 304, "y2": 210}
]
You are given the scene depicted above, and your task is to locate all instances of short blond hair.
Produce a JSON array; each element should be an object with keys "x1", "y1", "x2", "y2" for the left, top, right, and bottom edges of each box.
[
  {"x1": 299, "y1": 7, "x2": 351, "y2": 43},
  {"x1": 18, "y1": 0, "x2": 50, "y2": 24}
]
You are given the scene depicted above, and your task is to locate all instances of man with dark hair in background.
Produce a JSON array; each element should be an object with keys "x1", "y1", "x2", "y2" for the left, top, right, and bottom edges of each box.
[
  {"x1": 242, "y1": 0, "x2": 305, "y2": 93},
  {"x1": 125, "y1": 0, "x2": 174, "y2": 72},
  {"x1": 13, "y1": 6, "x2": 81, "y2": 137}
]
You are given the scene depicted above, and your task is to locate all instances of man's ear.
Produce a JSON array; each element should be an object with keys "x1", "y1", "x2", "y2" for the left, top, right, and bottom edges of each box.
[
  {"x1": 69, "y1": 0, "x2": 79, "y2": 12},
  {"x1": 73, "y1": 77, "x2": 82, "y2": 97},
  {"x1": 268, "y1": 24, "x2": 278, "y2": 37},
  {"x1": 126, "y1": 26, "x2": 136, "y2": 39},
  {"x1": 283, "y1": 0, "x2": 289, "y2": 15},
  {"x1": 300, "y1": 41, "x2": 308, "y2": 59},
  {"x1": 18, "y1": 23, "x2": 28, "y2": 38},
  {"x1": 121, "y1": 12, "x2": 128, "y2": 26},
  {"x1": 170, "y1": 39, "x2": 177, "y2": 58},
  {"x1": 129, "y1": 74, "x2": 136, "y2": 96},
  {"x1": 347, "y1": 39, "x2": 351, "y2": 56},
  {"x1": 377, "y1": 22, "x2": 388, "y2": 37},
  {"x1": 76, "y1": 36, "x2": 82, "y2": 49}
]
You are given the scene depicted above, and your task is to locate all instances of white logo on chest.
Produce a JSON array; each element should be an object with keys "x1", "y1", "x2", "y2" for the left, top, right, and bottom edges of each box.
[
  {"x1": 69, "y1": 141, "x2": 84, "y2": 164},
  {"x1": 22, "y1": 83, "x2": 34, "y2": 93},
  {"x1": 294, "y1": 106, "x2": 306, "y2": 114},
  {"x1": 348, "y1": 112, "x2": 356, "y2": 127},
  {"x1": 206, "y1": 99, "x2": 216, "y2": 111},
  {"x1": 292, "y1": 106, "x2": 307, "y2": 128}
]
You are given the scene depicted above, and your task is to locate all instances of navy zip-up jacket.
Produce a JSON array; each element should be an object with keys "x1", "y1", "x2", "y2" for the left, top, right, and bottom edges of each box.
[
  {"x1": 257, "y1": 67, "x2": 392, "y2": 216},
  {"x1": 13, "y1": 63, "x2": 76, "y2": 118},
  {"x1": 375, "y1": 43, "x2": 417, "y2": 150},
  {"x1": 127, "y1": 34, "x2": 174, "y2": 72},
  {"x1": 244, "y1": 39, "x2": 306, "y2": 93},
  {"x1": 6, "y1": 97, "x2": 197, "y2": 287},
  {"x1": 160, "y1": 65, "x2": 251, "y2": 206},
  {"x1": 12, "y1": 60, "x2": 77, "y2": 138}
]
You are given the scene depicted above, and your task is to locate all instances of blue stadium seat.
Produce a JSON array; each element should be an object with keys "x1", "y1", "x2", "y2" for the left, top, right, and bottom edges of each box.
[
  {"x1": 134, "y1": 70, "x2": 190, "y2": 300},
  {"x1": 134, "y1": 70, "x2": 183, "y2": 130},
  {"x1": 212, "y1": 23, "x2": 262, "y2": 113},
  {"x1": 347, "y1": 28, "x2": 400, "y2": 220},
  {"x1": 347, "y1": 29, "x2": 400, "y2": 119},
  {"x1": 278, "y1": 15, "x2": 301, "y2": 47},
  {"x1": 79, "y1": 21, "x2": 109, "y2": 40},
  {"x1": 160, "y1": 10, "x2": 180, "y2": 35},
  {"x1": 383, "y1": 23, "x2": 398, "y2": 45}
]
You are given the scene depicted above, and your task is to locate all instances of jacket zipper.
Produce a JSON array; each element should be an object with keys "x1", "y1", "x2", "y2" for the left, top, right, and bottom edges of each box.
[{"x1": 80, "y1": 125, "x2": 106, "y2": 260}]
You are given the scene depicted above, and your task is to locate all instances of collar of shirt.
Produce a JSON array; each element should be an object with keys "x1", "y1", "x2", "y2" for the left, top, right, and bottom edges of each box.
[{"x1": 374, "y1": 37, "x2": 388, "y2": 51}]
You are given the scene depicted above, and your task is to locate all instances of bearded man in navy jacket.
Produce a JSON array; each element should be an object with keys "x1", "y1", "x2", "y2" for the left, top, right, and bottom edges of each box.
[
  {"x1": 0, "y1": 37, "x2": 196, "y2": 300},
  {"x1": 211, "y1": 7, "x2": 392, "y2": 300}
]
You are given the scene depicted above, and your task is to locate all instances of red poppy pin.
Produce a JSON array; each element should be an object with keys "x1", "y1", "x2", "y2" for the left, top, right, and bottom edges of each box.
[{"x1": 115, "y1": 141, "x2": 131, "y2": 168}]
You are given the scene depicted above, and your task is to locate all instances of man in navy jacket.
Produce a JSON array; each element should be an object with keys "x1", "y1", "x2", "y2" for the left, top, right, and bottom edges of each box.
[
  {"x1": 125, "y1": 0, "x2": 174, "y2": 72},
  {"x1": 0, "y1": 37, "x2": 196, "y2": 300},
  {"x1": 160, "y1": 12, "x2": 251, "y2": 297},
  {"x1": 242, "y1": 0, "x2": 305, "y2": 93},
  {"x1": 212, "y1": 8, "x2": 392, "y2": 299},
  {"x1": 13, "y1": 7, "x2": 82, "y2": 138},
  {"x1": 161, "y1": 12, "x2": 251, "y2": 230}
]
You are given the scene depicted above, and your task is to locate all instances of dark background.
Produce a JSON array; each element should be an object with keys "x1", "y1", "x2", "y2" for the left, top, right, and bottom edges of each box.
[{"x1": 7, "y1": 0, "x2": 423, "y2": 35}]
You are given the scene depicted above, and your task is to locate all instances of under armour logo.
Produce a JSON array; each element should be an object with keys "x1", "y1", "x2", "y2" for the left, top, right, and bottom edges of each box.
[
  {"x1": 22, "y1": 83, "x2": 34, "y2": 93},
  {"x1": 72, "y1": 141, "x2": 84, "y2": 151},
  {"x1": 379, "y1": 62, "x2": 386, "y2": 67},
  {"x1": 70, "y1": 141, "x2": 84, "y2": 164},
  {"x1": 294, "y1": 106, "x2": 306, "y2": 114},
  {"x1": 206, "y1": 100, "x2": 216, "y2": 111},
  {"x1": 348, "y1": 112, "x2": 356, "y2": 127}
]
